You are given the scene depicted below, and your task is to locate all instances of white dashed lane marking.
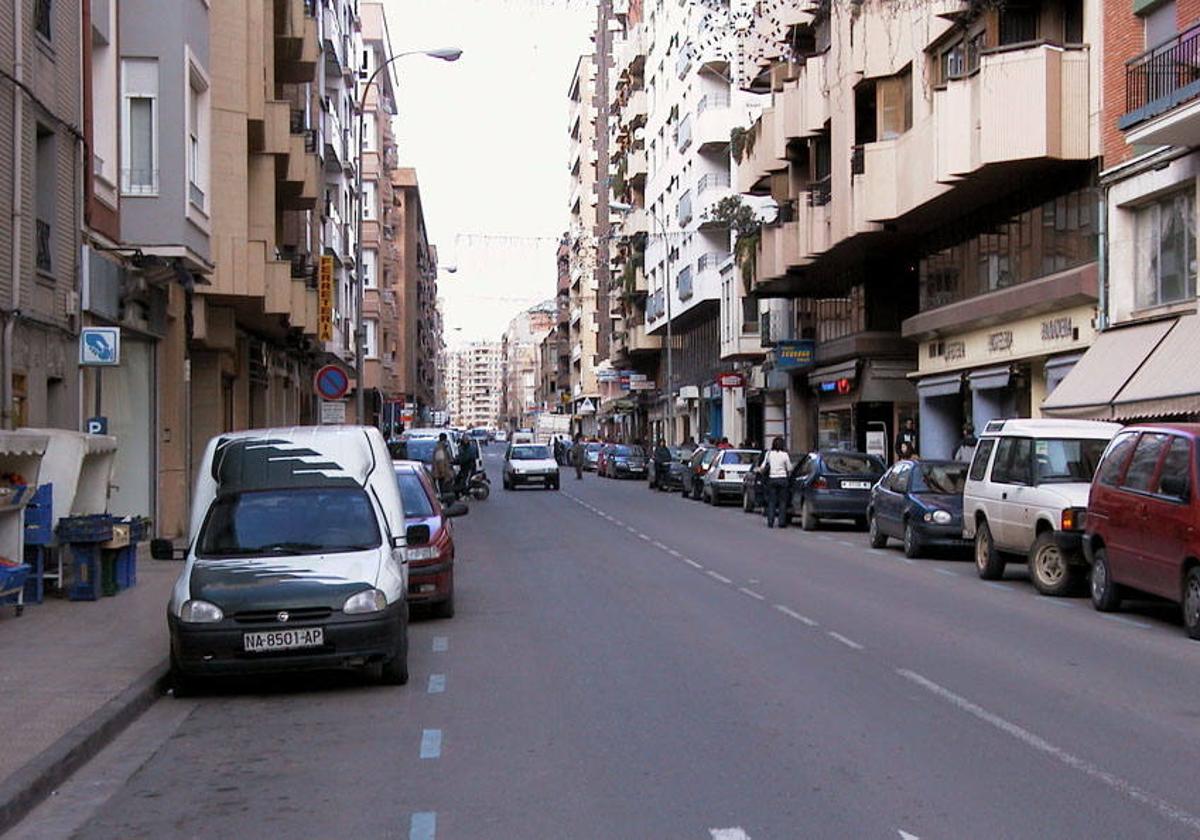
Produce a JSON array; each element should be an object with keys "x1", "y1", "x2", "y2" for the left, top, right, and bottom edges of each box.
[
  {"x1": 828, "y1": 631, "x2": 865, "y2": 651},
  {"x1": 683, "y1": 558, "x2": 704, "y2": 569},
  {"x1": 409, "y1": 812, "x2": 437, "y2": 840},
  {"x1": 431, "y1": 636, "x2": 448, "y2": 653},
  {"x1": 738, "y1": 587, "x2": 766, "y2": 601},
  {"x1": 706, "y1": 571, "x2": 733, "y2": 584},
  {"x1": 420, "y1": 729, "x2": 442, "y2": 759},
  {"x1": 427, "y1": 674, "x2": 446, "y2": 694},
  {"x1": 934, "y1": 568, "x2": 959, "y2": 577},
  {"x1": 773, "y1": 604, "x2": 818, "y2": 626}
]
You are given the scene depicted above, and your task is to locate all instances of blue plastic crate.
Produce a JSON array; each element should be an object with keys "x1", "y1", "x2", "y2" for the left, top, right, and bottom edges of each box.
[
  {"x1": 23, "y1": 484, "x2": 53, "y2": 546},
  {"x1": 0, "y1": 562, "x2": 30, "y2": 614},
  {"x1": 66, "y1": 545, "x2": 102, "y2": 601},
  {"x1": 57, "y1": 514, "x2": 114, "y2": 544},
  {"x1": 114, "y1": 545, "x2": 137, "y2": 590}
]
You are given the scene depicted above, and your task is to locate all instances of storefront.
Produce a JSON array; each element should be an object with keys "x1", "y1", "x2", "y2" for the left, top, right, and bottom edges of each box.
[
  {"x1": 914, "y1": 304, "x2": 1096, "y2": 458},
  {"x1": 808, "y1": 359, "x2": 916, "y2": 458}
]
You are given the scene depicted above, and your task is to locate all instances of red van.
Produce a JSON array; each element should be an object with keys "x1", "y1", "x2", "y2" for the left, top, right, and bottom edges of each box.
[{"x1": 1083, "y1": 424, "x2": 1200, "y2": 638}]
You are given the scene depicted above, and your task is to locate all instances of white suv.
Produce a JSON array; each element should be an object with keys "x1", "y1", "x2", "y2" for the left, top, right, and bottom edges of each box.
[{"x1": 963, "y1": 419, "x2": 1122, "y2": 596}]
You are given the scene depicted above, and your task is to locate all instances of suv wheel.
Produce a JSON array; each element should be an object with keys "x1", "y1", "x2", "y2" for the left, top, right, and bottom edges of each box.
[
  {"x1": 1029, "y1": 531, "x2": 1073, "y2": 597},
  {"x1": 1089, "y1": 546, "x2": 1121, "y2": 612},
  {"x1": 1183, "y1": 568, "x2": 1200, "y2": 640},
  {"x1": 974, "y1": 520, "x2": 1005, "y2": 580},
  {"x1": 868, "y1": 512, "x2": 887, "y2": 549}
]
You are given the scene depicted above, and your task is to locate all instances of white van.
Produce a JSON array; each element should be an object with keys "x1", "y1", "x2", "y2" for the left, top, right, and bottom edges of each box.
[
  {"x1": 162, "y1": 426, "x2": 412, "y2": 691},
  {"x1": 963, "y1": 418, "x2": 1122, "y2": 596}
]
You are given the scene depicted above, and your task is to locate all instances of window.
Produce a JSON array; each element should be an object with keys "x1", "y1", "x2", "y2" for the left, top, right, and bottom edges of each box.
[
  {"x1": 1122, "y1": 433, "x2": 1171, "y2": 493},
  {"x1": 34, "y1": 0, "x2": 51, "y2": 40},
  {"x1": 362, "y1": 181, "x2": 377, "y2": 220},
  {"x1": 362, "y1": 248, "x2": 378, "y2": 289},
  {"x1": 969, "y1": 438, "x2": 995, "y2": 482},
  {"x1": 364, "y1": 318, "x2": 378, "y2": 358},
  {"x1": 362, "y1": 111, "x2": 377, "y2": 153},
  {"x1": 741, "y1": 295, "x2": 758, "y2": 333},
  {"x1": 34, "y1": 126, "x2": 54, "y2": 274},
  {"x1": 999, "y1": 2, "x2": 1039, "y2": 45},
  {"x1": 1144, "y1": 0, "x2": 1177, "y2": 49},
  {"x1": 1156, "y1": 437, "x2": 1192, "y2": 500},
  {"x1": 991, "y1": 438, "x2": 1032, "y2": 485},
  {"x1": 121, "y1": 59, "x2": 158, "y2": 195},
  {"x1": 1032, "y1": 438, "x2": 1108, "y2": 484},
  {"x1": 1097, "y1": 432, "x2": 1139, "y2": 487},
  {"x1": 186, "y1": 57, "x2": 210, "y2": 215},
  {"x1": 877, "y1": 67, "x2": 912, "y2": 140},
  {"x1": 197, "y1": 488, "x2": 381, "y2": 557},
  {"x1": 1134, "y1": 190, "x2": 1196, "y2": 309}
]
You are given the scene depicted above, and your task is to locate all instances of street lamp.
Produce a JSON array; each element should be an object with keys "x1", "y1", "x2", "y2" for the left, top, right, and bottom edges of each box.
[
  {"x1": 354, "y1": 47, "x2": 462, "y2": 423},
  {"x1": 611, "y1": 200, "x2": 674, "y2": 445}
]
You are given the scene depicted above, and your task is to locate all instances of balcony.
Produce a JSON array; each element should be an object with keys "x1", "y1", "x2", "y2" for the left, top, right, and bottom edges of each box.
[
  {"x1": 620, "y1": 89, "x2": 647, "y2": 130},
  {"x1": 695, "y1": 91, "x2": 734, "y2": 150},
  {"x1": 281, "y1": 130, "x2": 321, "y2": 210},
  {"x1": 1121, "y1": 24, "x2": 1200, "y2": 147},
  {"x1": 933, "y1": 43, "x2": 1089, "y2": 184},
  {"x1": 753, "y1": 198, "x2": 833, "y2": 295},
  {"x1": 275, "y1": 0, "x2": 320, "y2": 84},
  {"x1": 628, "y1": 322, "x2": 661, "y2": 355},
  {"x1": 322, "y1": 5, "x2": 346, "y2": 73},
  {"x1": 323, "y1": 107, "x2": 346, "y2": 172},
  {"x1": 626, "y1": 147, "x2": 648, "y2": 187},
  {"x1": 696, "y1": 172, "x2": 733, "y2": 229},
  {"x1": 736, "y1": 107, "x2": 787, "y2": 194}
]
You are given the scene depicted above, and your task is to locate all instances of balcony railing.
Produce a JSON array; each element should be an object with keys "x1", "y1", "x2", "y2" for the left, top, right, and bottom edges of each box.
[
  {"x1": 35, "y1": 219, "x2": 51, "y2": 272},
  {"x1": 1123, "y1": 23, "x2": 1200, "y2": 127},
  {"x1": 697, "y1": 91, "x2": 731, "y2": 115},
  {"x1": 696, "y1": 251, "x2": 730, "y2": 272},
  {"x1": 697, "y1": 171, "x2": 731, "y2": 194},
  {"x1": 808, "y1": 175, "x2": 832, "y2": 207},
  {"x1": 120, "y1": 168, "x2": 159, "y2": 194}
]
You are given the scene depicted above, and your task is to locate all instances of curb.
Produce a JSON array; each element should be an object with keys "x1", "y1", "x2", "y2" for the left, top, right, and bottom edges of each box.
[{"x1": 0, "y1": 660, "x2": 169, "y2": 837}]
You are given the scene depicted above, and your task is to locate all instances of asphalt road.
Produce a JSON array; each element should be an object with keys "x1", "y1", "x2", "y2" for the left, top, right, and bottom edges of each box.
[{"x1": 12, "y1": 448, "x2": 1200, "y2": 840}]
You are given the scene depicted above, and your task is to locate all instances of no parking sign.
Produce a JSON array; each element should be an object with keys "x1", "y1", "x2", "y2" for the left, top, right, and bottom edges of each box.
[{"x1": 314, "y1": 365, "x2": 350, "y2": 401}]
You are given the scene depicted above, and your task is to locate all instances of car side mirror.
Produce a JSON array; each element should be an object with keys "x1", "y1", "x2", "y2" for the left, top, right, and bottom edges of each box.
[
  {"x1": 444, "y1": 500, "x2": 469, "y2": 518},
  {"x1": 149, "y1": 538, "x2": 178, "y2": 561},
  {"x1": 404, "y1": 524, "x2": 431, "y2": 546}
]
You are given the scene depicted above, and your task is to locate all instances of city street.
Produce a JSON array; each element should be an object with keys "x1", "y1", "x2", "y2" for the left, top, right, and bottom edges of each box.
[{"x1": 12, "y1": 449, "x2": 1200, "y2": 840}]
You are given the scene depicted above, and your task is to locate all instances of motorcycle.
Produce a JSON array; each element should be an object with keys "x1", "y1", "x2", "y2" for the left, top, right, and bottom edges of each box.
[{"x1": 467, "y1": 468, "x2": 490, "y2": 501}]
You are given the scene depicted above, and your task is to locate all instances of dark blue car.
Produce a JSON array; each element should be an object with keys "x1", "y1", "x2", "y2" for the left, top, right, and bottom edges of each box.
[
  {"x1": 867, "y1": 459, "x2": 969, "y2": 558},
  {"x1": 791, "y1": 451, "x2": 887, "y2": 530}
]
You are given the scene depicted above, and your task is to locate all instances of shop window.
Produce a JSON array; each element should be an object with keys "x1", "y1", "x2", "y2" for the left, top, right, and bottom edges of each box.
[{"x1": 1134, "y1": 189, "x2": 1196, "y2": 309}]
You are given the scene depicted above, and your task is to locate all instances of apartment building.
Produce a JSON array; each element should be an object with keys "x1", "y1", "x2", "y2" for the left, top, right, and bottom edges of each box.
[
  {"x1": 445, "y1": 342, "x2": 502, "y2": 430},
  {"x1": 1045, "y1": 0, "x2": 1200, "y2": 421},
  {"x1": 391, "y1": 168, "x2": 442, "y2": 422},
  {"x1": 0, "y1": 0, "x2": 84, "y2": 434},
  {"x1": 638, "y1": 0, "x2": 764, "y2": 445},
  {"x1": 737, "y1": 0, "x2": 1100, "y2": 458},
  {"x1": 567, "y1": 54, "x2": 602, "y2": 433},
  {"x1": 500, "y1": 303, "x2": 555, "y2": 432}
]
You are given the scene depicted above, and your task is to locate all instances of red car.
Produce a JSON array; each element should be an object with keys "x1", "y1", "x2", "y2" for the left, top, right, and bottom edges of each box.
[
  {"x1": 1083, "y1": 423, "x2": 1200, "y2": 638},
  {"x1": 394, "y1": 460, "x2": 467, "y2": 619}
]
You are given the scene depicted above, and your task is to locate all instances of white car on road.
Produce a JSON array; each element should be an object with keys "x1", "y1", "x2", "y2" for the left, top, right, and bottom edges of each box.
[{"x1": 503, "y1": 443, "x2": 560, "y2": 490}]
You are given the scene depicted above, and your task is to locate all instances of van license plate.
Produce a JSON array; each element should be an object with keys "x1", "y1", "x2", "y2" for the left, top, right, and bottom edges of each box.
[
  {"x1": 244, "y1": 627, "x2": 324, "y2": 653},
  {"x1": 841, "y1": 480, "x2": 871, "y2": 490}
]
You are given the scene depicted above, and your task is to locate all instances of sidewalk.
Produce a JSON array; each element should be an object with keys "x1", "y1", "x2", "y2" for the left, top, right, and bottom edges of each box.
[{"x1": 0, "y1": 552, "x2": 178, "y2": 833}]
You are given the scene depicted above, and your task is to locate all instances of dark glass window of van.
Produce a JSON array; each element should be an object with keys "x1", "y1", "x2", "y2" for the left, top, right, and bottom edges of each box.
[
  {"x1": 969, "y1": 438, "x2": 995, "y2": 481},
  {"x1": 1122, "y1": 433, "x2": 1171, "y2": 494},
  {"x1": 198, "y1": 487, "x2": 381, "y2": 558},
  {"x1": 1097, "y1": 432, "x2": 1139, "y2": 487},
  {"x1": 1155, "y1": 437, "x2": 1193, "y2": 501}
]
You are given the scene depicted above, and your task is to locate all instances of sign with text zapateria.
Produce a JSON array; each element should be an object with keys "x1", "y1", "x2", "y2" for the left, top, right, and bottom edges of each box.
[
  {"x1": 318, "y1": 256, "x2": 335, "y2": 343},
  {"x1": 773, "y1": 340, "x2": 815, "y2": 371}
]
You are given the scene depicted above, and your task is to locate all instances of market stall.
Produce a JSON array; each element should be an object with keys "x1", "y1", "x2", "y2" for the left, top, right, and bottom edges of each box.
[{"x1": 0, "y1": 431, "x2": 50, "y2": 616}]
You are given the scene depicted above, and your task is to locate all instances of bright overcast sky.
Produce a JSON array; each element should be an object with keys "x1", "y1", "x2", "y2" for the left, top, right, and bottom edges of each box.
[{"x1": 383, "y1": 0, "x2": 593, "y2": 347}]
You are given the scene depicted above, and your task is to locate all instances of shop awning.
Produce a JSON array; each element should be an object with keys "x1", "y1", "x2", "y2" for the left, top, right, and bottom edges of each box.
[
  {"x1": 916, "y1": 372, "x2": 964, "y2": 399},
  {"x1": 1044, "y1": 353, "x2": 1084, "y2": 394},
  {"x1": 1041, "y1": 318, "x2": 1175, "y2": 418},
  {"x1": 808, "y1": 360, "x2": 858, "y2": 385},
  {"x1": 968, "y1": 365, "x2": 1012, "y2": 391},
  {"x1": 0, "y1": 432, "x2": 49, "y2": 457},
  {"x1": 1111, "y1": 314, "x2": 1200, "y2": 420}
]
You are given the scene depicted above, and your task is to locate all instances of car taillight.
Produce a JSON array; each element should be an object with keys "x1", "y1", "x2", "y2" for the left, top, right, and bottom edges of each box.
[{"x1": 812, "y1": 477, "x2": 828, "y2": 490}]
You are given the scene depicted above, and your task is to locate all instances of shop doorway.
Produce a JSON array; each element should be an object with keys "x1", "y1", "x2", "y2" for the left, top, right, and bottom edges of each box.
[{"x1": 101, "y1": 338, "x2": 155, "y2": 519}]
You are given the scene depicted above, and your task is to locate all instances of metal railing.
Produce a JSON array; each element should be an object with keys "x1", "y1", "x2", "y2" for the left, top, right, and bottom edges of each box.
[
  {"x1": 120, "y1": 168, "x2": 159, "y2": 194},
  {"x1": 697, "y1": 91, "x2": 731, "y2": 115},
  {"x1": 808, "y1": 175, "x2": 832, "y2": 207},
  {"x1": 189, "y1": 181, "x2": 206, "y2": 211},
  {"x1": 696, "y1": 251, "x2": 730, "y2": 272},
  {"x1": 697, "y1": 171, "x2": 731, "y2": 194},
  {"x1": 1125, "y1": 23, "x2": 1200, "y2": 120}
]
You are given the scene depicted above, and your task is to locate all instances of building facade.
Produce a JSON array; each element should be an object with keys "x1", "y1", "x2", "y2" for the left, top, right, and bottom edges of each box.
[
  {"x1": 445, "y1": 342, "x2": 502, "y2": 430},
  {"x1": 567, "y1": 54, "x2": 602, "y2": 433},
  {"x1": 500, "y1": 303, "x2": 555, "y2": 432},
  {"x1": 1045, "y1": 0, "x2": 1200, "y2": 421}
]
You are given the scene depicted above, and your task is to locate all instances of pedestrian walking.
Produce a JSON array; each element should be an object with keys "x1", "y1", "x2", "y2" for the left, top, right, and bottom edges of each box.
[
  {"x1": 571, "y1": 434, "x2": 586, "y2": 480},
  {"x1": 432, "y1": 433, "x2": 455, "y2": 496},
  {"x1": 953, "y1": 423, "x2": 978, "y2": 464},
  {"x1": 757, "y1": 437, "x2": 793, "y2": 528},
  {"x1": 717, "y1": 437, "x2": 733, "y2": 450}
]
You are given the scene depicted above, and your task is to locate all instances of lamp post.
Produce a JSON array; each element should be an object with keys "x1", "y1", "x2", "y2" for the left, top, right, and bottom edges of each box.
[
  {"x1": 354, "y1": 47, "x2": 461, "y2": 423},
  {"x1": 611, "y1": 201, "x2": 673, "y2": 445}
]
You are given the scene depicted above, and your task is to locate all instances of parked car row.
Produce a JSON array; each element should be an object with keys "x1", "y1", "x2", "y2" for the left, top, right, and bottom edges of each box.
[{"x1": 641, "y1": 419, "x2": 1200, "y2": 640}]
